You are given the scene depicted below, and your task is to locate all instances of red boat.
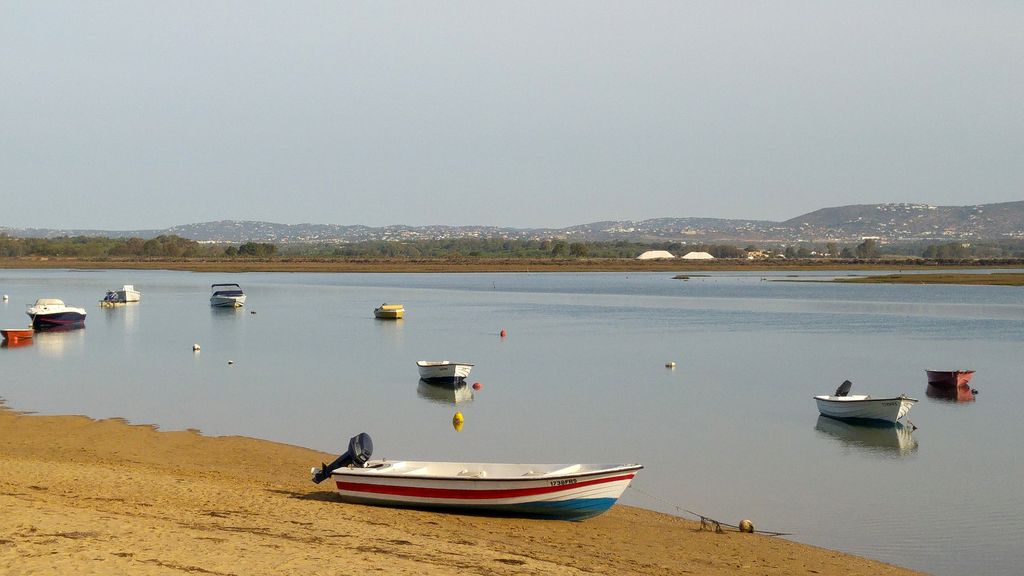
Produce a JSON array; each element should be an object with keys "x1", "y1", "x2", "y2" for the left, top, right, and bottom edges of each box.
[
  {"x1": 1, "y1": 328, "x2": 34, "y2": 343},
  {"x1": 925, "y1": 369, "x2": 975, "y2": 390}
]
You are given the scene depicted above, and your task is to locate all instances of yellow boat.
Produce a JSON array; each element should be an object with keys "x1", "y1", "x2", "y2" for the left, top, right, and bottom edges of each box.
[{"x1": 374, "y1": 303, "x2": 405, "y2": 319}]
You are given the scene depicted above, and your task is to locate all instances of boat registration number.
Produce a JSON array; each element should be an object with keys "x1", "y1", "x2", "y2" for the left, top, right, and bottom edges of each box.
[{"x1": 550, "y1": 478, "x2": 578, "y2": 487}]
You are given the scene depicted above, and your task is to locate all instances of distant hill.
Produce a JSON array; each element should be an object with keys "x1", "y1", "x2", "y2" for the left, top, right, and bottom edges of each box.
[
  {"x1": 2, "y1": 201, "x2": 1022, "y2": 245},
  {"x1": 781, "y1": 201, "x2": 1024, "y2": 241}
]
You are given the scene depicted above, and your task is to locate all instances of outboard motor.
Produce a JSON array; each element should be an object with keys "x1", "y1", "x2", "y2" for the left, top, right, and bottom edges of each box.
[
  {"x1": 311, "y1": 432, "x2": 373, "y2": 484},
  {"x1": 834, "y1": 380, "x2": 853, "y2": 397}
]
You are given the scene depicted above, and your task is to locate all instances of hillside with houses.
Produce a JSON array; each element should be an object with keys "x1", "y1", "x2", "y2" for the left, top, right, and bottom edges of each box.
[{"x1": 2, "y1": 201, "x2": 1022, "y2": 245}]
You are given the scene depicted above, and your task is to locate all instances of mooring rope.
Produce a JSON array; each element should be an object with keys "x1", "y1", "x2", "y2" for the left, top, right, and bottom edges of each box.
[{"x1": 627, "y1": 484, "x2": 792, "y2": 537}]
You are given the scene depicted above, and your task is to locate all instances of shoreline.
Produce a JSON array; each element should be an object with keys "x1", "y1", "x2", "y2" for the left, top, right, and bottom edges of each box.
[
  {"x1": 0, "y1": 405, "x2": 922, "y2": 574},
  {"x1": 1, "y1": 256, "x2": 1022, "y2": 284}
]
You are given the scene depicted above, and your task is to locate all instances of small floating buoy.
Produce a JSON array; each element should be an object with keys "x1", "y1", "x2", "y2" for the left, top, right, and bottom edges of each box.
[
  {"x1": 739, "y1": 519, "x2": 754, "y2": 533},
  {"x1": 452, "y1": 411, "x2": 464, "y2": 431},
  {"x1": 2, "y1": 294, "x2": 8, "y2": 301},
  {"x1": 228, "y1": 360, "x2": 234, "y2": 365},
  {"x1": 499, "y1": 329, "x2": 506, "y2": 338},
  {"x1": 192, "y1": 344, "x2": 201, "y2": 351},
  {"x1": 472, "y1": 382, "x2": 482, "y2": 390},
  {"x1": 665, "y1": 362, "x2": 676, "y2": 368},
  {"x1": 250, "y1": 310, "x2": 256, "y2": 314}
]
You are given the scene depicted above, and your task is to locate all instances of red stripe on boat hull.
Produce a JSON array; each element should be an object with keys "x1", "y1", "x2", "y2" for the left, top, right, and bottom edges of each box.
[{"x1": 336, "y1": 473, "x2": 636, "y2": 500}]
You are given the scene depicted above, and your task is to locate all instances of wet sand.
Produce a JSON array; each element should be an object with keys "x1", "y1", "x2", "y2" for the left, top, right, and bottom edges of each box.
[{"x1": 0, "y1": 406, "x2": 922, "y2": 575}]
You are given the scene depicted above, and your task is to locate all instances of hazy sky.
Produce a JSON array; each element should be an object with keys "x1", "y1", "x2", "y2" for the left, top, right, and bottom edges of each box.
[{"x1": 2, "y1": 2, "x2": 1021, "y2": 230}]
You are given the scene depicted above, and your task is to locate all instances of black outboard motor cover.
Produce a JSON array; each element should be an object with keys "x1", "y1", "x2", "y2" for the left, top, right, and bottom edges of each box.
[
  {"x1": 312, "y1": 432, "x2": 373, "y2": 484},
  {"x1": 835, "y1": 380, "x2": 853, "y2": 397}
]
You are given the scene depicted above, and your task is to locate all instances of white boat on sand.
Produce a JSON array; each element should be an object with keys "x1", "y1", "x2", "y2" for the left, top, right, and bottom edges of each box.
[
  {"x1": 814, "y1": 380, "x2": 917, "y2": 424},
  {"x1": 416, "y1": 360, "x2": 473, "y2": 383},
  {"x1": 311, "y1": 433, "x2": 642, "y2": 521}
]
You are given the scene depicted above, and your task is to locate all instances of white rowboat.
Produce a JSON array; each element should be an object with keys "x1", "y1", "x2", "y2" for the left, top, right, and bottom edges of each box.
[
  {"x1": 416, "y1": 360, "x2": 473, "y2": 383},
  {"x1": 815, "y1": 395, "x2": 917, "y2": 423},
  {"x1": 311, "y1": 433, "x2": 641, "y2": 521},
  {"x1": 814, "y1": 380, "x2": 916, "y2": 424}
]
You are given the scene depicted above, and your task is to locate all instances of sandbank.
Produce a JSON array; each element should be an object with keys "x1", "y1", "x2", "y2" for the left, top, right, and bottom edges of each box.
[{"x1": 0, "y1": 406, "x2": 922, "y2": 575}]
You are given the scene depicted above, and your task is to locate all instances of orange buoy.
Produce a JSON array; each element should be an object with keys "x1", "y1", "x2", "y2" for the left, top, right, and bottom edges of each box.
[
  {"x1": 499, "y1": 329, "x2": 506, "y2": 337},
  {"x1": 472, "y1": 382, "x2": 482, "y2": 390}
]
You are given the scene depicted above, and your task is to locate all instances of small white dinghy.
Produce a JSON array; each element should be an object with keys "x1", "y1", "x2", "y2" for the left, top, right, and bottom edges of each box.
[
  {"x1": 311, "y1": 433, "x2": 642, "y2": 521},
  {"x1": 416, "y1": 360, "x2": 473, "y2": 383},
  {"x1": 814, "y1": 380, "x2": 917, "y2": 424}
]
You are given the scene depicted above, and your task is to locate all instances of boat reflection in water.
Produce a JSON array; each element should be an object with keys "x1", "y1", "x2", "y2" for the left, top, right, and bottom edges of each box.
[
  {"x1": 33, "y1": 327, "x2": 86, "y2": 358},
  {"x1": 101, "y1": 300, "x2": 141, "y2": 334},
  {"x1": 814, "y1": 415, "x2": 918, "y2": 457},
  {"x1": 926, "y1": 384, "x2": 976, "y2": 402},
  {"x1": 1, "y1": 337, "x2": 33, "y2": 349},
  {"x1": 416, "y1": 379, "x2": 474, "y2": 405}
]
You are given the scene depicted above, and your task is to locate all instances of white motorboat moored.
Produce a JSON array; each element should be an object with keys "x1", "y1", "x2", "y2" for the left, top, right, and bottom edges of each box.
[
  {"x1": 26, "y1": 299, "x2": 87, "y2": 330},
  {"x1": 210, "y1": 283, "x2": 246, "y2": 307},
  {"x1": 814, "y1": 380, "x2": 917, "y2": 424},
  {"x1": 101, "y1": 284, "x2": 141, "y2": 305}
]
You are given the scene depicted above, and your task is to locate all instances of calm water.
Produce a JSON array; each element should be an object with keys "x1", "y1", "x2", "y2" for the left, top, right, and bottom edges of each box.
[{"x1": 1, "y1": 269, "x2": 1022, "y2": 575}]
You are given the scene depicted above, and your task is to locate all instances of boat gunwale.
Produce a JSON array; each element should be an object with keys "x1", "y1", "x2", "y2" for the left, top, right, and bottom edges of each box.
[
  {"x1": 813, "y1": 395, "x2": 917, "y2": 404},
  {"x1": 331, "y1": 463, "x2": 644, "y2": 483}
]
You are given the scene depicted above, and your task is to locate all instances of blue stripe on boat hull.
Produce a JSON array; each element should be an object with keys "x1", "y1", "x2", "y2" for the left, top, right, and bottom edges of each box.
[{"x1": 338, "y1": 496, "x2": 619, "y2": 521}]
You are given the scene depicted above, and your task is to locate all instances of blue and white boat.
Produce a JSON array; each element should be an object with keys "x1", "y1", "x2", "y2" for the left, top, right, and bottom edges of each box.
[
  {"x1": 26, "y1": 298, "x2": 87, "y2": 330},
  {"x1": 210, "y1": 283, "x2": 246, "y2": 307},
  {"x1": 311, "y1": 434, "x2": 642, "y2": 521}
]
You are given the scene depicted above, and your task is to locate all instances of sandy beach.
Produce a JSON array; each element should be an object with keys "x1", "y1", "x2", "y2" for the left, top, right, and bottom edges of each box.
[{"x1": 0, "y1": 406, "x2": 922, "y2": 575}]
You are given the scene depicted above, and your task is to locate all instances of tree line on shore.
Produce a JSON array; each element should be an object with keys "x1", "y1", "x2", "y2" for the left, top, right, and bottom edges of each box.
[{"x1": 1, "y1": 233, "x2": 1022, "y2": 262}]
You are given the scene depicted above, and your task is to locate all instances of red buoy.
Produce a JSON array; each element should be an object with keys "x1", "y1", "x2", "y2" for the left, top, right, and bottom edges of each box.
[
  {"x1": 472, "y1": 382, "x2": 482, "y2": 390},
  {"x1": 499, "y1": 329, "x2": 506, "y2": 338}
]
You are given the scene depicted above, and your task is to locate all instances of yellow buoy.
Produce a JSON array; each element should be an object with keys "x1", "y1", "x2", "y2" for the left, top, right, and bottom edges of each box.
[
  {"x1": 452, "y1": 411, "x2": 464, "y2": 431},
  {"x1": 739, "y1": 519, "x2": 754, "y2": 533}
]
